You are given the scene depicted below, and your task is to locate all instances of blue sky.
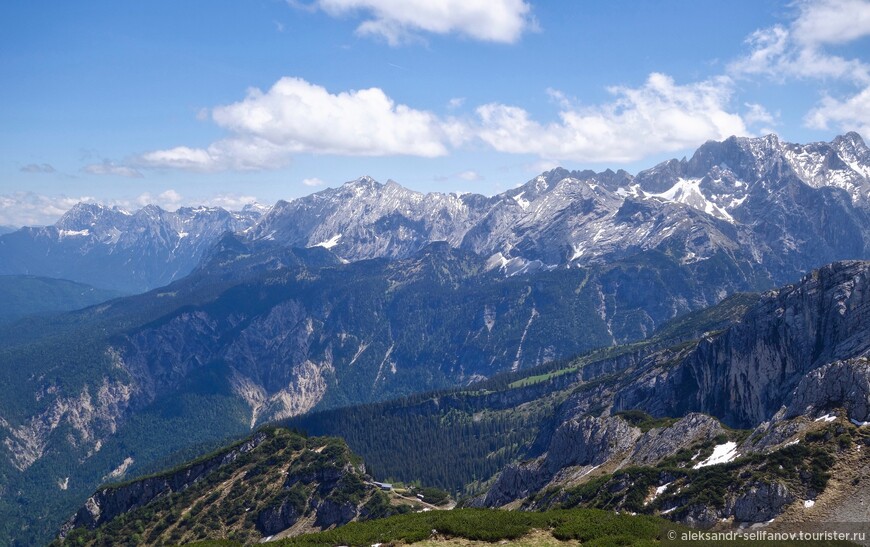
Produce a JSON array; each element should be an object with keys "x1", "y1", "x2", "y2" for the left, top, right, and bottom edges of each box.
[{"x1": 1, "y1": 0, "x2": 869, "y2": 225}]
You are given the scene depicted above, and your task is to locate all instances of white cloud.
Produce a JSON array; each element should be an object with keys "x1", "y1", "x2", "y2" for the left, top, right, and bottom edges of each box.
[
  {"x1": 792, "y1": 0, "x2": 870, "y2": 46},
  {"x1": 139, "y1": 71, "x2": 765, "y2": 170},
  {"x1": 140, "y1": 77, "x2": 453, "y2": 171},
  {"x1": 729, "y1": 0, "x2": 870, "y2": 138},
  {"x1": 0, "y1": 190, "x2": 266, "y2": 227},
  {"x1": 744, "y1": 103, "x2": 775, "y2": 126},
  {"x1": 545, "y1": 88, "x2": 573, "y2": 109},
  {"x1": 0, "y1": 192, "x2": 96, "y2": 227},
  {"x1": 202, "y1": 193, "x2": 262, "y2": 210},
  {"x1": 309, "y1": 0, "x2": 533, "y2": 45},
  {"x1": 119, "y1": 190, "x2": 183, "y2": 211},
  {"x1": 20, "y1": 163, "x2": 56, "y2": 174},
  {"x1": 302, "y1": 177, "x2": 326, "y2": 186},
  {"x1": 124, "y1": 190, "x2": 263, "y2": 213},
  {"x1": 82, "y1": 161, "x2": 143, "y2": 178},
  {"x1": 729, "y1": 0, "x2": 870, "y2": 83},
  {"x1": 525, "y1": 159, "x2": 562, "y2": 174},
  {"x1": 806, "y1": 87, "x2": 870, "y2": 136},
  {"x1": 447, "y1": 97, "x2": 466, "y2": 110},
  {"x1": 474, "y1": 73, "x2": 750, "y2": 163},
  {"x1": 457, "y1": 170, "x2": 483, "y2": 181}
]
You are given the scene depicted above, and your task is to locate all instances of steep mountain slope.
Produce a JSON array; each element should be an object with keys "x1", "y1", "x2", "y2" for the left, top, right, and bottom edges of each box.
[
  {"x1": 56, "y1": 261, "x2": 869, "y2": 541},
  {"x1": 475, "y1": 261, "x2": 870, "y2": 526},
  {"x1": 0, "y1": 203, "x2": 264, "y2": 293},
  {"x1": 56, "y1": 427, "x2": 417, "y2": 546},
  {"x1": 284, "y1": 292, "x2": 761, "y2": 494},
  {"x1": 0, "y1": 275, "x2": 122, "y2": 324},
  {"x1": 1, "y1": 237, "x2": 765, "y2": 545},
  {"x1": 286, "y1": 262, "x2": 870, "y2": 530}
]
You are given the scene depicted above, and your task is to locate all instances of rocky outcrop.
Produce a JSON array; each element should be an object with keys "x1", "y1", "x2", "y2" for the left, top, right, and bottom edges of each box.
[
  {"x1": 616, "y1": 261, "x2": 870, "y2": 427},
  {"x1": 545, "y1": 416, "x2": 640, "y2": 472},
  {"x1": 480, "y1": 416, "x2": 640, "y2": 508},
  {"x1": 59, "y1": 431, "x2": 267, "y2": 537},
  {"x1": 477, "y1": 460, "x2": 548, "y2": 508},
  {"x1": 314, "y1": 499, "x2": 359, "y2": 528},
  {"x1": 629, "y1": 413, "x2": 724, "y2": 465},
  {"x1": 783, "y1": 358, "x2": 870, "y2": 422},
  {"x1": 256, "y1": 497, "x2": 303, "y2": 536},
  {"x1": 727, "y1": 482, "x2": 794, "y2": 523},
  {"x1": 482, "y1": 413, "x2": 729, "y2": 508}
]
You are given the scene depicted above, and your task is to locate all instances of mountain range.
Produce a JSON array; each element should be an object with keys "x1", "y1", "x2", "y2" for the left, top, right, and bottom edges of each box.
[
  {"x1": 1, "y1": 132, "x2": 869, "y2": 545},
  {"x1": 2, "y1": 133, "x2": 868, "y2": 294},
  {"x1": 60, "y1": 260, "x2": 870, "y2": 544}
]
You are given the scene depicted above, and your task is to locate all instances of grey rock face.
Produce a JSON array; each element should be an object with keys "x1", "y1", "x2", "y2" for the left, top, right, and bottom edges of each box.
[
  {"x1": 629, "y1": 413, "x2": 724, "y2": 465},
  {"x1": 482, "y1": 412, "x2": 731, "y2": 509},
  {"x1": 545, "y1": 416, "x2": 641, "y2": 473},
  {"x1": 616, "y1": 260, "x2": 870, "y2": 427},
  {"x1": 482, "y1": 416, "x2": 640, "y2": 508},
  {"x1": 256, "y1": 498, "x2": 301, "y2": 536},
  {"x1": 728, "y1": 482, "x2": 794, "y2": 523},
  {"x1": 784, "y1": 358, "x2": 870, "y2": 422},
  {"x1": 479, "y1": 460, "x2": 549, "y2": 508},
  {"x1": 313, "y1": 499, "x2": 359, "y2": 528}
]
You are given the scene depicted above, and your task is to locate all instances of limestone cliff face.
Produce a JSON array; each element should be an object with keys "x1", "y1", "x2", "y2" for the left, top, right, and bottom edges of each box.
[
  {"x1": 478, "y1": 263, "x2": 870, "y2": 525},
  {"x1": 615, "y1": 261, "x2": 870, "y2": 427},
  {"x1": 479, "y1": 413, "x2": 723, "y2": 508},
  {"x1": 1, "y1": 376, "x2": 134, "y2": 472},
  {"x1": 783, "y1": 358, "x2": 870, "y2": 422}
]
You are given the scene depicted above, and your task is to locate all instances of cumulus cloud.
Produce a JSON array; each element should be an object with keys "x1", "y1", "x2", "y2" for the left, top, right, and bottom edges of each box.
[
  {"x1": 729, "y1": 0, "x2": 870, "y2": 83},
  {"x1": 82, "y1": 160, "x2": 143, "y2": 178},
  {"x1": 806, "y1": 87, "x2": 870, "y2": 136},
  {"x1": 140, "y1": 77, "x2": 454, "y2": 171},
  {"x1": 20, "y1": 163, "x2": 56, "y2": 174},
  {"x1": 307, "y1": 0, "x2": 533, "y2": 45},
  {"x1": 131, "y1": 189, "x2": 185, "y2": 210},
  {"x1": 729, "y1": 0, "x2": 870, "y2": 137},
  {"x1": 792, "y1": 0, "x2": 870, "y2": 46},
  {"x1": 0, "y1": 192, "x2": 96, "y2": 227},
  {"x1": 138, "y1": 71, "x2": 769, "y2": 169},
  {"x1": 302, "y1": 177, "x2": 326, "y2": 186},
  {"x1": 202, "y1": 194, "x2": 263, "y2": 210},
  {"x1": 474, "y1": 73, "x2": 751, "y2": 163}
]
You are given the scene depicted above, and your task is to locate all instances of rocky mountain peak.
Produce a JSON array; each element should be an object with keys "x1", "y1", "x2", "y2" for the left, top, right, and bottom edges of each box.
[
  {"x1": 833, "y1": 131, "x2": 869, "y2": 152},
  {"x1": 342, "y1": 175, "x2": 381, "y2": 191},
  {"x1": 55, "y1": 202, "x2": 122, "y2": 230}
]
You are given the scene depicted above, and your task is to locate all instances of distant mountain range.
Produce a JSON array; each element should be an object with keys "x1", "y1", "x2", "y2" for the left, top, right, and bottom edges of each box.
[
  {"x1": 1, "y1": 132, "x2": 869, "y2": 544},
  {"x1": 0, "y1": 204, "x2": 266, "y2": 293},
  {"x1": 1, "y1": 132, "x2": 868, "y2": 293}
]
